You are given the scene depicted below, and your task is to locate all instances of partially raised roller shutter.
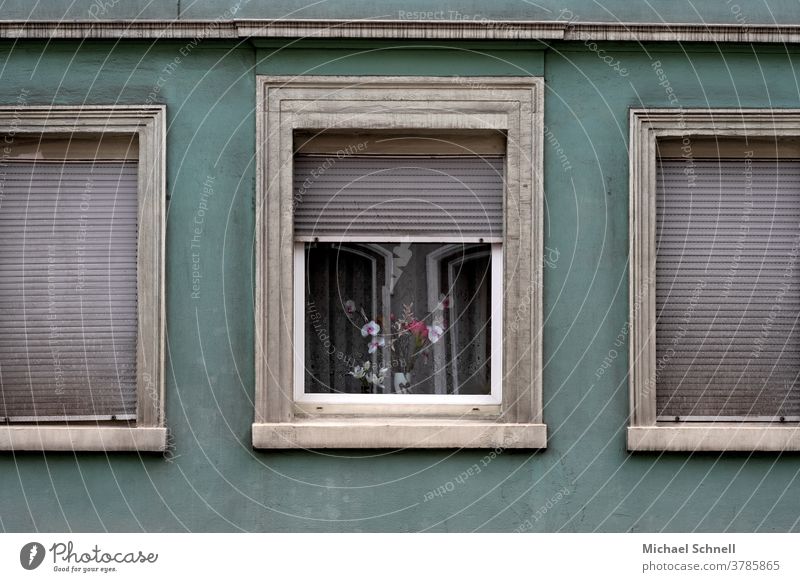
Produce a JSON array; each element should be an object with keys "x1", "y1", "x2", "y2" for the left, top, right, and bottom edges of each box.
[{"x1": 293, "y1": 155, "x2": 504, "y2": 241}]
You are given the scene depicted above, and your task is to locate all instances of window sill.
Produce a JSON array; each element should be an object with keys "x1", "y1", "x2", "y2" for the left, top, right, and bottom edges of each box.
[
  {"x1": 252, "y1": 419, "x2": 547, "y2": 449},
  {"x1": 628, "y1": 425, "x2": 800, "y2": 452},
  {"x1": 0, "y1": 426, "x2": 167, "y2": 452}
]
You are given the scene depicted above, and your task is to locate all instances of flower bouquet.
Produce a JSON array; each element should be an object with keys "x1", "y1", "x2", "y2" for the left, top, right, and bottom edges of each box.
[{"x1": 345, "y1": 298, "x2": 446, "y2": 394}]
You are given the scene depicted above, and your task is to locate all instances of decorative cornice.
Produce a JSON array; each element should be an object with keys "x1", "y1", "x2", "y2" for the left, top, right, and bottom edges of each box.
[
  {"x1": 0, "y1": 19, "x2": 799, "y2": 43},
  {"x1": 0, "y1": 20, "x2": 239, "y2": 39},
  {"x1": 568, "y1": 22, "x2": 800, "y2": 43}
]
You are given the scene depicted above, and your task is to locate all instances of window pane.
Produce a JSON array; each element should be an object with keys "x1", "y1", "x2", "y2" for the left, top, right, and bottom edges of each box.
[{"x1": 303, "y1": 242, "x2": 493, "y2": 395}]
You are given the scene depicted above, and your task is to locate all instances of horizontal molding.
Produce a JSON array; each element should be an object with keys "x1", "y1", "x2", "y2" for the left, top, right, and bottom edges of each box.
[
  {"x1": 628, "y1": 425, "x2": 800, "y2": 452},
  {"x1": 0, "y1": 19, "x2": 799, "y2": 43},
  {"x1": 0, "y1": 426, "x2": 168, "y2": 452},
  {"x1": 252, "y1": 420, "x2": 547, "y2": 449},
  {"x1": 565, "y1": 23, "x2": 800, "y2": 43}
]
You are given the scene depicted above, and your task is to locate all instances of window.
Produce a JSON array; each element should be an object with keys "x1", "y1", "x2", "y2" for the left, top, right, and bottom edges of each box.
[
  {"x1": 301, "y1": 241, "x2": 498, "y2": 399},
  {"x1": 0, "y1": 106, "x2": 166, "y2": 452},
  {"x1": 295, "y1": 154, "x2": 502, "y2": 404},
  {"x1": 629, "y1": 109, "x2": 800, "y2": 451},
  {"x1": 254, "y1": 76, "x2": 545, "y2": 449}
]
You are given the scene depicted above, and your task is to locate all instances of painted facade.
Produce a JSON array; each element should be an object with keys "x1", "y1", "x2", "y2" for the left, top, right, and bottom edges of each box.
[{"x1": 1, "y1": 1, "x2": 799, "y2": 532}]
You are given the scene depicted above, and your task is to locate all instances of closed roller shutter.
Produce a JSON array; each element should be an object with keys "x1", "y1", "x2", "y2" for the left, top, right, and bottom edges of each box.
[
  {"x1": 0, "y1": 160, "x2": 138, "y2": 421},
  {"x1": 293, "y1": 155, "x2": 504, "y2": 241},
  {"x1": 656, "y1": 158, "x2": 800, "y2": 421}
]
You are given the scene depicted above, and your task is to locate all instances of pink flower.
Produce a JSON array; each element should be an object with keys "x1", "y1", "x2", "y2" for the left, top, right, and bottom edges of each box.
[
  {"x1": 407, "y1": 320, "x2": 428, "y2": 339},
  {"x1": 344, "y1": 299, "x2": 356, "y2": 314},
  {"x1": 361, "y1": 320, "x2": 380, "y2": 337},
  {"x1": 368, "y1": 337, "x2": 386, "y2": 354}
]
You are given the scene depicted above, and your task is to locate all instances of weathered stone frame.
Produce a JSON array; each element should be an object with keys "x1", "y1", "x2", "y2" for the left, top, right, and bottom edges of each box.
[
  {"x1": 628, "y1": 108, "x2": 800, "y2": 452},
  {"x1": 254, "y1": 76, "x2": 545, "y2": 449},
  {"x1": 0, "y1": 106, "x2": 167, "y2": 452}
]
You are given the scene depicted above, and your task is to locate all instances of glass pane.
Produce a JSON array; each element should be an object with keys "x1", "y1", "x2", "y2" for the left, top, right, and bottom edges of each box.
[{"x1": 303, "y1": 242, "x2": 493, "y2": 395}]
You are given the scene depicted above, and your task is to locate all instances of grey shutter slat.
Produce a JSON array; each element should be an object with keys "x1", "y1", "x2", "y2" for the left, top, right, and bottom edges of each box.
[
  {"x1": 293, "y1": 156, "x2": 504, "y2": 241},
  {"x1": 0, "y1": 161, "x2": 138, "y2": 421},
  {"x1": 656, "y1": 159, "x2": 800, "y2": 421}
]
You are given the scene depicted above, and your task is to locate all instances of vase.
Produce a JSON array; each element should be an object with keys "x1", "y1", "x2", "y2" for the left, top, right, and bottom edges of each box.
[{"x1": 394, "y1": 372, "x2": 412, "y2": 393}]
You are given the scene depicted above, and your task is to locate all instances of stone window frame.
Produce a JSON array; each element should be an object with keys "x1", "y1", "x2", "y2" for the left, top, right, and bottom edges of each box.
[
  {"x1": 254, "y1": 75, "x2": 546, "y2": 449},
  {"x1": 0, "y1": 105, "x2": 167, "y2": 452},
  {"x1": 628, "y1": 108, "x2": 800, "y2": 452}
]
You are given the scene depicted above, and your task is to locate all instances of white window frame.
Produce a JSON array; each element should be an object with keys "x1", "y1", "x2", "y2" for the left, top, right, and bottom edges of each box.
[
  {"x1": 254, "y1": 76, "x2": 546, "y2": 449},
  {"x1": 629, "y1": 108, "x2": 800, "y2": 452},
  {"x1": 293, "y1": 242, "x2": 503, "y2": 406},
  {"x1": 0, "y1": 105, "x2": 167, "y2": 452}
]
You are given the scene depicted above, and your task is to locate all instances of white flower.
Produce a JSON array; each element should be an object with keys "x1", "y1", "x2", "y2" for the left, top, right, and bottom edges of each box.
[
  {"x1": 428, "y1": 324, "x2": 444, "y2": 344},
  {"x1": 344, "y1": 299, "x2": 356, "y2": 314},
  {"x1": 361, "y1": 320, "x2": 380, "y2": 337},
  {"x1": 368, "y1": 337, "x2": 386, "y2": 353},
  {"x1": 367, "y1": 367, "x2": 389, "y2": 388},
  {"x1": 349, "y1": 361, "x2": 371, "y2": 379}
]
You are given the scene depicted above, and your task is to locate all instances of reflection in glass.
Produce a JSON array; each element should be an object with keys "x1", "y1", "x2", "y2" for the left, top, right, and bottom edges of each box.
[{"x1": 304, "y1": 242, "x2": 493, "y2": 395}]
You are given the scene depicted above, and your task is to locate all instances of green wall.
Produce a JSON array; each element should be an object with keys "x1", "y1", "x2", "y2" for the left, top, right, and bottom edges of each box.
[{"x1": 0, "y1": 39, "x2": 799, "y2": 532}]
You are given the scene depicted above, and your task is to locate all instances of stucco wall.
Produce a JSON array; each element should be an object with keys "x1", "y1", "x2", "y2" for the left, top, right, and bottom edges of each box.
[{"x1": 0, "y1": 39, "x2": 798, "y2": 532}]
